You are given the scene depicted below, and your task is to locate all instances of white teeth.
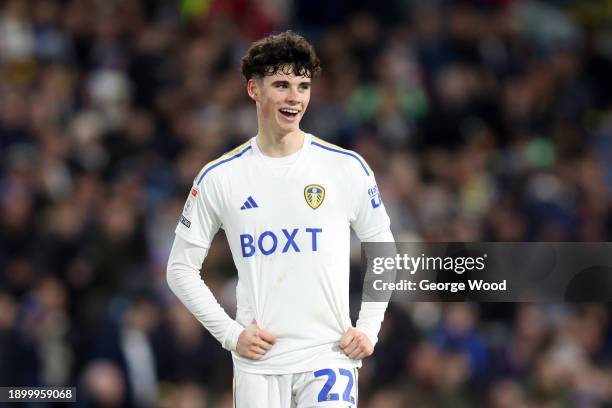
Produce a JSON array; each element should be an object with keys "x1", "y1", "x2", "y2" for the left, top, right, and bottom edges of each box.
[{"x1": 280, "y1": 109, "x2": 299, "y2": 114}]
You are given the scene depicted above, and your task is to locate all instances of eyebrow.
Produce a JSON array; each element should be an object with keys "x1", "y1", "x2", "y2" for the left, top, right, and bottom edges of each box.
[{"x1": 271, "y1": 80, "x2": 311, "y2": 86}]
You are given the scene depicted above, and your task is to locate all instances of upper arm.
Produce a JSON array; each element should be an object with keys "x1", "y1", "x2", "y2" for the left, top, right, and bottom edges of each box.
[
  {"x1": 349, "y1": 161, "x2": 391, "y2": 240},
  {"x1": 174, "y1": 177, "x2": 223, "y2": 248},
  {"x1": 167, "y1": 234, "x2": 210, "y2": 272}
]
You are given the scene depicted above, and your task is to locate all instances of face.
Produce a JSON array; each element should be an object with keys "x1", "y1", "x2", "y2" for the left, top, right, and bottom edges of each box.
[{"x1": 248, "y1": 68, "x2": 311, "y2": 136}]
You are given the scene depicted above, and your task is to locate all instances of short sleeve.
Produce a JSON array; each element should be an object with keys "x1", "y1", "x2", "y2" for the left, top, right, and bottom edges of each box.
[
  {"x1": 349, "y1": 166, "x2": 391, "y2": 240},
  {"x1": 175, "y1": 178, "x2": 222, "y2": 248}
]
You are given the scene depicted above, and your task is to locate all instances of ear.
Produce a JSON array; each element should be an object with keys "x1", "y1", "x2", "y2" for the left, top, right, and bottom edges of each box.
[{"x1": 247, "y1": 78, "x2": 259, "y2": 101}]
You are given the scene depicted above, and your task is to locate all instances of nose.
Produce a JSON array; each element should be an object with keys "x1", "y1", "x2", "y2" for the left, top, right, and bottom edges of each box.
[{"x1": 286, "y1": 86, "x2": 300, "y2": 104}]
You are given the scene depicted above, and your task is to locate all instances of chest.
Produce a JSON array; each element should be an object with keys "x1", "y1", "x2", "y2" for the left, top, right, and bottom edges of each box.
[{"x1": 220, "y1": 167, "x2": 349, "y2": 230}]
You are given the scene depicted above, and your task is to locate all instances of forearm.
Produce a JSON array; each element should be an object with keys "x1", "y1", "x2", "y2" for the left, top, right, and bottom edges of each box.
[
  {"x1": 356, "y1": 227, "x2": 395, "y2": 346},
  {"x1": 166, "y1": 235, "x2": 243, "y2": 351}
]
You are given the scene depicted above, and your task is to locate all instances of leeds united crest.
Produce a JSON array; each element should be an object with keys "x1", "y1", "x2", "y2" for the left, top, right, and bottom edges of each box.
[{"x1": 304, "y1": 184, "x2": 325, "y2": 209}]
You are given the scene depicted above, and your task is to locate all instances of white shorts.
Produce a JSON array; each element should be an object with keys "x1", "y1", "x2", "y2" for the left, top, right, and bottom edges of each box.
[{"x1": 232, "y1": 366, "x2": 358, "y2": 408}]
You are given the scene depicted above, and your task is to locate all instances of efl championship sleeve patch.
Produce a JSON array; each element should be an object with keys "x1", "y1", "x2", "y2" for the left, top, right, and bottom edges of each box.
[{"x1": 183, "y1": 187, "x2": 199, "y2": 215}]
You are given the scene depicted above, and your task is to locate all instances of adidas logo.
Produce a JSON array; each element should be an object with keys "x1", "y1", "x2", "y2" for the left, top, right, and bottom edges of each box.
[{"x1": 240, "y1": 196, "x2": 258, "y2": 210}]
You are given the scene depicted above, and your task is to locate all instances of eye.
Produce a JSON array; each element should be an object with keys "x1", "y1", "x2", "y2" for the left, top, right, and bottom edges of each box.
[
  {"x1": 275, "y1": 82, "x2": 288, "y2": 89},
  {"x1": 299, "y1": 84, "x2": 311, "y2": 91}
]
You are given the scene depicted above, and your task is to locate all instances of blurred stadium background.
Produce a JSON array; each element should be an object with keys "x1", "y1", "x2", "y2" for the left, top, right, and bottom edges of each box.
[{"x1": 1, "y1": 0, "x2": 612, "y2": 406}]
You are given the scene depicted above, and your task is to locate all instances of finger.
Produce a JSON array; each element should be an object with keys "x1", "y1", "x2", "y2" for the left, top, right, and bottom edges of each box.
[
  {"x1": 254, "y1": 338, "x2": 273, "y2": 351},
  {"x1": 249, "y1": 345, "x2": 266, "y2": 358},
  {"x1": 339, "y1": 331, "x2": 355, "y2": 349},
  {"x1": 351, "y1": 346, "x2": 373, "y2": 360},
  {"x1": 253, "y1": 347, "x2": 266, "y2": 357},
  {"x1": 343, "y1": 341, "x2": 359, "y2": 357},
  {"x1": 255, "y1": 344, "x2": 269, "y2": 354},
  {"x1": 248, "y1": 352, "x2": 263, "y2": 360},
  {"x1": 347, "y1": 339, "x2": 366, "y2": 359},
  {"x1": 240, "y1": 346, "x2": 263, "y2": 360},
  {"x1": 350, "y1": 340, "x2": 373, "y2": 359},
  {"x1": 349, "y1": 344, "x2": 366, "y2": 359},
  {"x1": 257, "y1": 329, "x2": 277, "y2": 345}
]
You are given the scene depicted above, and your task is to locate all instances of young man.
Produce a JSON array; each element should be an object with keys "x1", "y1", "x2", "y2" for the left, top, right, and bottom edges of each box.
[{"x1": 167, "y1": 31, "x2": 393, "y2": 407}]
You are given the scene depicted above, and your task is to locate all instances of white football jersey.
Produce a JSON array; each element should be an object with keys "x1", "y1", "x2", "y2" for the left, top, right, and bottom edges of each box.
[{"x1": 175, "y1": 133, "x2": 390, "y2": 374}]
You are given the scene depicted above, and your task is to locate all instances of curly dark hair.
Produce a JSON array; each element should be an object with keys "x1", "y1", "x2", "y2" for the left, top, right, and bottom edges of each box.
[{"x1": 241, "y1": 31, "x2": 321, "y2": 81}]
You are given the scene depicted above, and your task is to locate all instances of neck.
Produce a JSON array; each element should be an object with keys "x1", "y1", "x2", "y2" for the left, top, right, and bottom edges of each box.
[{"x1": 256, "y1": 128, "x2": 305, "y2": 157}]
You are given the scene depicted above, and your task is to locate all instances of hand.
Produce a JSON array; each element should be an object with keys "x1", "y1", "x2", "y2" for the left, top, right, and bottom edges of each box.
[
  {"x1": 339, "y1": 327, "x2": 373, "y2": 360},
  {"x1": 236, "y1": 320, "x2": 277, "y2": 360}
]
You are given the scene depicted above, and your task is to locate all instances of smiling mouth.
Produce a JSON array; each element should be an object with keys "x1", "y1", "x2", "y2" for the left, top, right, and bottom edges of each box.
[{"x1": 279, "y1": 108, "x2": 299, "y2": 120}]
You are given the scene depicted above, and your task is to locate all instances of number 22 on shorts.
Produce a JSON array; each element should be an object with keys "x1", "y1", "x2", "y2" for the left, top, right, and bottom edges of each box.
[{"x1": 313, "y1": 368, "x2": 356, "y2": 405}]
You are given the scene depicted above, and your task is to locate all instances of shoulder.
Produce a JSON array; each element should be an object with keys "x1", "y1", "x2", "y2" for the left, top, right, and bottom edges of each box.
[
  {"x1": 193, "y1": 140, "x2": 253, "y2": 186},
  {"x1": 310, "y1": 136, "x2": 372, "y2": 177}
]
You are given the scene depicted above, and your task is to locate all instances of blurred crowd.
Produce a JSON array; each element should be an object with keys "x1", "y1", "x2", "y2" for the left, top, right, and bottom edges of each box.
[{"x1": 1, "y1": 0, "x2": 612, "y2": 406}]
